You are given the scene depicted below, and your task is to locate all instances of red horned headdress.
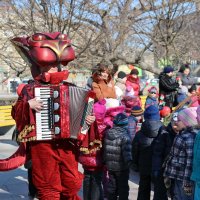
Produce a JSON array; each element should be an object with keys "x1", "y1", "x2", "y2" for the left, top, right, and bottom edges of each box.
[{"x1": 11, "y1": 32, "x2": 75, "y2": 82}]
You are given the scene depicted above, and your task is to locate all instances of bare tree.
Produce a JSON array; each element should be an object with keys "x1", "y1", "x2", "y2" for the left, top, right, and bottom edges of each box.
[
  {"x1": 0, "y1": 0, "x2": 200, "y2": 77},
  {"x1": 146, "y1": 0, "x2": 200, "y2": 69}
]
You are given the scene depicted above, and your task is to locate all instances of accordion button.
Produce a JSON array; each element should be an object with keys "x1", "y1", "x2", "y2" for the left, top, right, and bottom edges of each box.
[
  {"x1": 54, "y1": 103, "x2": 60, "y2": 110},
  {"x1": 53, "y1": 91, "x2": 59, "y2": 98},
  {"x1": 55, "y1": 127, "x2": 60, "y2": 134},
  {"x1": 54, "y1": 115, "x2": 60, "y2": 122}
]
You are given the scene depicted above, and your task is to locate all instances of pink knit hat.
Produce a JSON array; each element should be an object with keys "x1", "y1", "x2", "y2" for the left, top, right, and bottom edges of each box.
[
  {"x1": 148, "y1": 86, "x2": 158, "y2": 94},
  {"x1": 178, "y1": 107, "x2": 198, "y2": 127},
  {"x1": 93, "y1": 99, "x2": 106, "y2": 120}
]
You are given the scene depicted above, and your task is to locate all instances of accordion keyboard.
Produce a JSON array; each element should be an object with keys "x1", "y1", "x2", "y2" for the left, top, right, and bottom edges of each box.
[{"x1": 35, "y1": 87, "x2": 54, "y2": 140}]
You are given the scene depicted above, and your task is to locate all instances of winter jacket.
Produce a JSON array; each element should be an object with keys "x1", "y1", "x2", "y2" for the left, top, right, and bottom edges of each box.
[
  {"x1": 103, "y1": 125, "x2": 132, "y2": 171},
  {"x1": 125, "y1": 75, "x2": 140, "y2": 96},
  {"x1": 145, "y1": 96, "x2": 159, "y2": 109},
  {"x1": 92, "y1": 80, "x2": 116, "y2": 101},
  {"x1": 159, "y1": 73, "x2": 179, "y2": 108},
  {"x1": 152, "y1": 123, "x2": 177, "y2": 176},
  {"x1": 128, "y1": 115, "x2": 137, "y2": 141},
  {"x1": 159, "y1": 73, "x2": 179, "y2": 94},
  {"x1": 191, "y1": 130, "x2": 200, "y2": 182},
  {"x1": 163, "y1": 127, "x2": 198, "y2": 185},
  {"x1": 115, "y1": 78, "x2": 126, "y2": 95},
  {"x1": 132, "y1": 120, "x2": 163, "y2": 175}
]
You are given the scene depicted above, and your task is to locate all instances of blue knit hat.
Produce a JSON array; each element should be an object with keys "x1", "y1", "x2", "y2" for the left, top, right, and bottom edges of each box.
[
  {"x1": 113, "y1": 113, "x2": 128, "y2": 125},
  {"x1": 163, "y1": 65, "x2": 174, "y2": 73},
  {"x1": 144, "y1": 105, "x2": 160, "y2": 121}
]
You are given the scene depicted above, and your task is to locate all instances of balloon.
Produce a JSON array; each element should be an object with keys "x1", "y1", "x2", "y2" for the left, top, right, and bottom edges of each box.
[{"x1": 160, "y1": 106, "x2": 171, "y2": 118}]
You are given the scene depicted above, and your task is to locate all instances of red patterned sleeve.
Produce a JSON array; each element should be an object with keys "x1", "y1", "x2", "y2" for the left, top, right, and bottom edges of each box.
[{"x1": 11, "y1": 85, "x2": 35, "y2": 133}]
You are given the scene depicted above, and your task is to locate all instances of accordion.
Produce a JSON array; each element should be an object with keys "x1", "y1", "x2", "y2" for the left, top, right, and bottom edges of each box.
[{"x1": 34, "y1": 83, "x2": 95, "y2": 141}]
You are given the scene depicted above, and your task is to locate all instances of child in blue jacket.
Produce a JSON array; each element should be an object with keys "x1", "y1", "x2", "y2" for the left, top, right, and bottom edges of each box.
[{"x1": 145, "y1": 86, "x2": 159, "y2": 109}]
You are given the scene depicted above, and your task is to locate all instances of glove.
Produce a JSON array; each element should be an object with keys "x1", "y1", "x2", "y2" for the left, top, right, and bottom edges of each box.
[
  {"x1": 164, "y1": 177, "x2": 171, "y2": 189},
  {"x1": 183, "y1": 182, "x2": 193, "y2": 196}
]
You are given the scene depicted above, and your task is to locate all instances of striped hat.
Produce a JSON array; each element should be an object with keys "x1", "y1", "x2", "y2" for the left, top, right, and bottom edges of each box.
[
  {"x1": 178, "y1": 107, "x2": 198, "y2": 127},
  {"x1": 131, "y1": 106, "x2": 144, "y2": 116}
]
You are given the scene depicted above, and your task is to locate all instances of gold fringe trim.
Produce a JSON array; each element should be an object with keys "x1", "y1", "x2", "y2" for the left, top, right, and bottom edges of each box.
[
  {"x1": 80, "y1": 146, "x2": 102, "y2": 154},
  {"x1": 17, "y1": 125, "x2": 36, "y2": 142},
  {"x1": 89, "y1": 139, "x2": 102, "y2": 147},
  {"x1": 80, "y1": 139, "x2": 102, "y2": 154}
]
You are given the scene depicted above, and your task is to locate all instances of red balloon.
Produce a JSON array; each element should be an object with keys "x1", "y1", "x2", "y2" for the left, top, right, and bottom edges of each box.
[{"x1": 160, "y1": 106, "x2": 171, "y2": 118}]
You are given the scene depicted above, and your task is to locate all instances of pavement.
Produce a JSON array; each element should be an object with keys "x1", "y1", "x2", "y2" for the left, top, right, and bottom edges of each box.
[{"x1": 0, "y1": 127, "x2": 154, "y2": 200}]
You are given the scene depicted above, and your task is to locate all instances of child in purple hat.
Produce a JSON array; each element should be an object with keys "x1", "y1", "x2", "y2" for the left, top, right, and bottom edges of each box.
[{"x1": 164, "y1": 107, "x2": 198, "y2": 200}]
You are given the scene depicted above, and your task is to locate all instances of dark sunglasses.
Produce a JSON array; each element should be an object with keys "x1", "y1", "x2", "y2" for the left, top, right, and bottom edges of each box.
[{"x1": 150, "y1": 92, "x2": 156, "y2": 94}]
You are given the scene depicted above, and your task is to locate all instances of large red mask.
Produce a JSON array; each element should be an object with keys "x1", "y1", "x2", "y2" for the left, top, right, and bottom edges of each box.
[{"x1": 11, "y1": 32, "x2": 75, "y2": 81}]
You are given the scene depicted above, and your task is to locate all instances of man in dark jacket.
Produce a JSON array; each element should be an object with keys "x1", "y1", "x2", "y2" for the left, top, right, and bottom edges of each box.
[
  {"x1": 104, "y1": 113, "x2": 132, "y2": 200},
  {"x1": 152, "y1": 113, "x2": 179, "y2": 200},
  {"x1": 159, "y1": 65, "x2": 179, "y2": 109},
  {"x1": 132, "y1": 105, "x2": 163, "y2": 200}
]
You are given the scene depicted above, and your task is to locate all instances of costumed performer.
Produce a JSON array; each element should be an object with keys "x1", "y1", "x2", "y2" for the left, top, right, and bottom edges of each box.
[{"x1": 0, "y1": 32, "x2": 95, "y2": 200}]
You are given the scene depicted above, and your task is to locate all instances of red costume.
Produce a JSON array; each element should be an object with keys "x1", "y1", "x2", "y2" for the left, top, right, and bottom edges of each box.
[{"x1": 0, "y1": 32, "x2": 85, "y2": 200}]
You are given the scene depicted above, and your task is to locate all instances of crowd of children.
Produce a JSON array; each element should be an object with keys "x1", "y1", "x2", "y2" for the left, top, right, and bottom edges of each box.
[{"x1": 79, "y1": 63, "x2": 200, "y2": 200}]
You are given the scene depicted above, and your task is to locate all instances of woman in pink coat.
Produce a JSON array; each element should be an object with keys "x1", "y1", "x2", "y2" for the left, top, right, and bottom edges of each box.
[{"x1": 125, "y1": 68, "x2": 140, "y2": 96}]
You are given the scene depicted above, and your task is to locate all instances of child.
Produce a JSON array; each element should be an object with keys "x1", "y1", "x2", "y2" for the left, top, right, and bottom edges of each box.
[
  {"x1": 177, "y1": 85, "x2": 188, "y2": 104},
  {"x1": 103, "y1": 113, "x2": 132, "y2": 200},
  {"x1": 126, "y1": 68, "x2": 140, "y2": 96},
  {"x1": 188, "y1": 84, "x2": 199, "y2": 107},
  {"x1": 114, "y1": 71, "x2": 127, "y2": 100},
  {"x1": 128, "y1": 105, "x2": 144, "y2": 141},
  {"x1": 145, "y1": 86, "x2": 159, "y2": 109},
  {"x1": 152, "y1": 112, "x2": 180, "y2": 200},
  {"x1": 132, "y1": 105, "x2": 163, "y2": 200},
  {"x1": 79, "y1": 99, "x2": 107, "y2": 200},
  {"x1": 163, "y1": 107, "x2": 198, "y2": 200},
  {"x1": 121, "y1": 96, "x2": 141, "y2": 116}
]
